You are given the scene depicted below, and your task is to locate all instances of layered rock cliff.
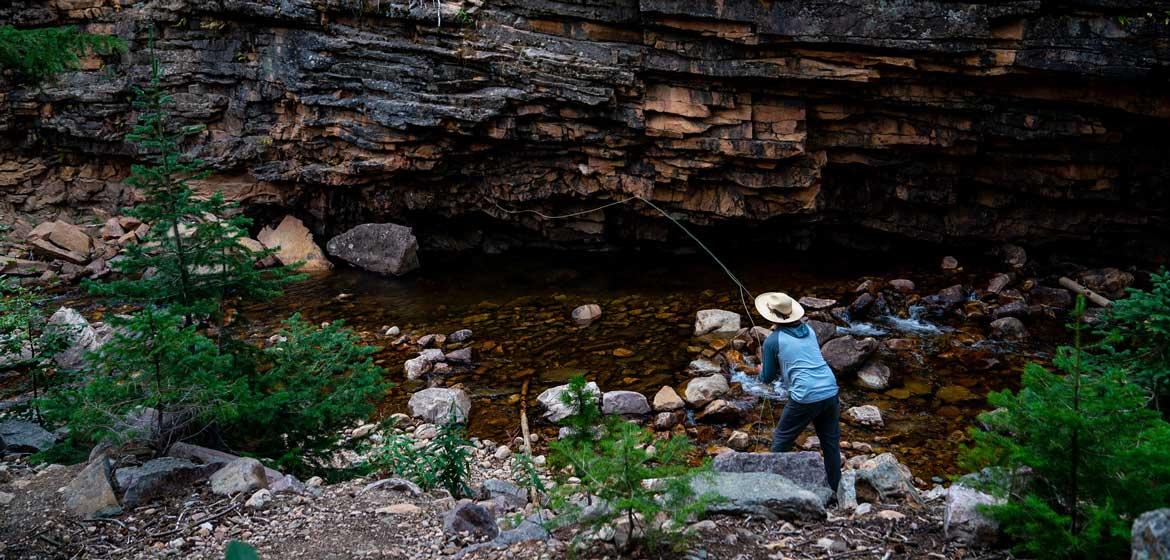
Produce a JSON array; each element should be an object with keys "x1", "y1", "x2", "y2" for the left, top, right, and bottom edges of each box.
[{"x1": 2, "y1": 0, "x2": 1169, "y2": 257}]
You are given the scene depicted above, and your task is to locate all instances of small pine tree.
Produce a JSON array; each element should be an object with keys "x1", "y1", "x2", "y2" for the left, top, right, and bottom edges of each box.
[
  {"x1": 961, "y1": 298, "x2": 1170, "y2": 559},
  {"x1": 87, "y1": 56, "x2": 300, "y2": 324},
  {"x1": 0, "y1": 280, "x2": 69, "y2": 424},
  {"x1": 547, "y1": 375, "x2": 715, "y2": 554},
  {"x1": 1094, "y1": 269, "x2": 1170, "y2": 403},
  {"x1": 0, "y1": 25, "x2": 124, "y2": 83},
  {"x1": 366, "y1": 410, "x2": 473, "y2": 497},
  {"x1": 46, "y1": 306, "x2": 241, "y2": 455},
  {"x1": 231, "y1": 314, "x2": 388, "y2": 475}
]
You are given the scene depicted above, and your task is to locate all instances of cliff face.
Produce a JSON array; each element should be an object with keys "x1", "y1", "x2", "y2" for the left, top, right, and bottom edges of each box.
[{"x1": 2, "y1": 0, "x2": 1169, "y2": 257}]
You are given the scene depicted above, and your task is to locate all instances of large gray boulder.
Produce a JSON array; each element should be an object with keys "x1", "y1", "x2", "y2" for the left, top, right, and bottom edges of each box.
[
  {"x1": 944, "y1": 485, "x2": 1003, "y2": 547},
  {"x1": 684, "y1": 374, "x2": 729, "y2": 408},
  {"x1": 807, "y1": 319, "x2": 842, "y2": 346},
  {"x1": 713, "y1": 451, "x2": 831, "y2": 504},
  {"x1": 537, "y1": 382, "x2": 601, "y2": 423},
  {"x1": 48, "y1": 307, "x2": 101, "y2": 370},
  {"x1": 326, "y1": 223, "x2": 419, "y2": 276},
  {"x1": 116, "y1": 457, "x2": 219, "y2": 507},
  {"x1": 64, "y1": 458, "x2": 122, "y2": 518},
  {"x1": 0, "y1": 420, "x2": 55, "y2": 453},
  {"x1": 443, "y1": 500, "x2": 500, "y2": 539},
  {"x1": 1133, "y1": 508, "x2": 1170, "y2": 560},
  {"x1": 601, "y1": 391, "x2": 650, "y2": 416},
  {"x1": 821, "y1": 336, "x2": 879, "y2": 374},
  {"x1": 853, "y1": 453, "x2": 921, "y2": 504},
  {"x1": 856, "y1": 361, "x2": 891, "y2": 390},
  {"x1": 694, "y1": 309, "x2": 741, "y2": 336},
  {"x1": 691, "y1": 472, "x2": 826, "y2": 521},
  {"x1": 209, "y1": 458, "x2": 268, "y2": 496},
  {"x1": 408, "y1": 387, "x2": 472, "y2": 424}
]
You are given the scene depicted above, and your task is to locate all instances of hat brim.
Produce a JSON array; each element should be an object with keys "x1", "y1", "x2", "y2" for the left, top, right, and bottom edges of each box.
[{"x1": 755, "y1": 293, "x2": 806, "y2": 324}]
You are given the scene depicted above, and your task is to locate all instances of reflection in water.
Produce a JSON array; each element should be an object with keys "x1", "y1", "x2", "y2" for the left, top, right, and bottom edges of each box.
[{"x1": 236, "y1": 249, "x2": 1054, "y2": 480}]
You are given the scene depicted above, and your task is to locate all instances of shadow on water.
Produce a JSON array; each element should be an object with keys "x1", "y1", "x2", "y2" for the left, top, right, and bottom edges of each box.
[{"x1": 238, "y1": 248, "x2": 1056, "y2": 479}]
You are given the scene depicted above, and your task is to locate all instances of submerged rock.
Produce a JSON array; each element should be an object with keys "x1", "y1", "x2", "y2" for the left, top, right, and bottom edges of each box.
[{"x1": 326, "y1": 223, "x2": 419, "y2": 276}]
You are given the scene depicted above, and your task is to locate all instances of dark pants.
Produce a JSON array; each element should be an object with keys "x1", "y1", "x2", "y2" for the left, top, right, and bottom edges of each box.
[{"x1": 770, "y1": 395, "x2": 841, "y2": 495}]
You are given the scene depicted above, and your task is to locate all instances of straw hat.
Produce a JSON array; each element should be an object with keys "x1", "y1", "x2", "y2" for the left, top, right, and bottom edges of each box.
[{"x1": 755, "y1": 292, "x2": 805, "y2": 324}]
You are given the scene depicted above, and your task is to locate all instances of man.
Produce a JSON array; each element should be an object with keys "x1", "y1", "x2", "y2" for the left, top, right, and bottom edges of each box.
[{"x1": 755, "y1": 292, "x2": 841, "y2": 498}]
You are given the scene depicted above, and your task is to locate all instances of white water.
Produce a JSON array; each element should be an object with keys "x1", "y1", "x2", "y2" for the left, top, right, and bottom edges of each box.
[
  {"x1": 730, "y1": 369, "x2": 789, "y2": 401},
  {"x1": 843, "y1": 304, "x2": 944, "y2": 337}
]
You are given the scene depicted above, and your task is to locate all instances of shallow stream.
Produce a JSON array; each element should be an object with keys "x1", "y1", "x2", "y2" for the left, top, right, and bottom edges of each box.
[{"x1": 235, "y1": 249, "x2": 1057, "y2": 481}]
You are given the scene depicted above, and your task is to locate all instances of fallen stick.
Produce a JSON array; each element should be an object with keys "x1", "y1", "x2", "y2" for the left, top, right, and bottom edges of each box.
[
  {"x1": 1059, "y1": 276, "x2": 1113, "y2": 307},
  {"x1": 519, "y1": 377, "x2": 538, "y2": 506}
]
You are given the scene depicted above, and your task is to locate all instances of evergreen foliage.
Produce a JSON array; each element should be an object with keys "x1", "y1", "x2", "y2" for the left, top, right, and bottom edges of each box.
[
  {"x1": 232, "y1": 314, "x2": 387, "y2": 475},
  {"x1": 0, "y1": 263, "x2": 68, "y2": 424},
  {"x1": 961, "y1": 298, "x2": 1170, "y2": 559},
  {"x1": 0, "y1": 25, "x2": 124, "y2": 82},
  {"x1": 367, "y1": 412, "x2": 474, "y2": 497},
  {"x1": 1093, "y1": 269, "x2": 1170, "y2": 402},
  {"x1": 546, "y1": 376, "x2": 715, "y2": 554}
]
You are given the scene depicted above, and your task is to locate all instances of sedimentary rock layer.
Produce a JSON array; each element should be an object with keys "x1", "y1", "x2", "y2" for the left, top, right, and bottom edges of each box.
[{"x1": 2, "y1": 0, "x2": 1169, "y2": 257}]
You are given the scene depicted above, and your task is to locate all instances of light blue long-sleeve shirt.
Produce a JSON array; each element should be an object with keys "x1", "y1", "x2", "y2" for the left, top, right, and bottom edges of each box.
[{"x1": 759, "y1": 322, "x2": 839, "y2": 404}]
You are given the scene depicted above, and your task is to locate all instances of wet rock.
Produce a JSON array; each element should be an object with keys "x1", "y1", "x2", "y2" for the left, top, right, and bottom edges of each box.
[
  {"x1": 944, "y1": 485, "x2": 1003, "y2": 546},
  {"x1": 48, "y1": 307, "x2": 101, "y2": 370},
  {"x1": 443, "y1": 500, "x2": 500, "y2": 540},
  {"x1": 694, "y1": 309, "x2": 741, "y2": 336},
  {"x1": 821, "y1": 336, "x2": 879, "y2": 374},
  {"x1": 856, "y1": 361, "x2": 891, "y2": 391},
  {"x1": 999, "y1": 244, "x2": 1027, "y2": 270},
  {"x1": 445, "y1": 347, "x2": 474, "y2": 364},
  {"x1": 936, "y1": 284, "x2": 966, "y2": 306},
  {"x1": 652, "y1": 386, "x2": 685, "y2": 412},
  {"x1": 684, "y1": 374, "x2": 729, "y2": 408},
  {"x1": 936, "y1": 385, "x2": 979, "y2": 404},
  {"x1": 987, "y1": 274, "x2": 1012, "y2": 294},
  {"x1": 571, "y1": 304, "x2": 602, "y2": 327},
  {"x1": 0, "y1": 420, "x2": 55, "y2": 453},
  {"x1": 807, "y1": 320, "x2": 841, "y2": 346},
  {"x1": 653, "y1": 411, "x2": 684, "y2": 431},
  {"x1": 848, "y1": 292, "x2": 875, "y2": 315},
  {"x1": 844, "y1": 405, "x2": 883, "y2": 427},
  {"x1": 257, "y1": 215, "x2": 332, "y2": 271},
  {"x1": 537, "y1": 381, "x2": 600, "y2": 423},
  {"x1": 1132, "y1": 508, "x2": 1170, "y2": 560},
  {"x1": 686, "y1": 358, "x2": 722, "y2": 376},
  {"x1": 989, "y1": 317, "x2": 1028, "y2": 340},
  {"x1": 1078, "y1": 267, "x2": 1134, "y2": 299},
  {"x1": 448, "y1": 329, "x2": 474, "y2": 343},
  {"x1": 991, "y1": 300, "x2": 1028, "y2": 319},
  {"x1": 64, "y1": 458, "x2": 121, "y2": 518},
  {"x1": 853, "y1": 453, "x2": 920, "y2": 504},
  {"x1": 326, "y1": 223, "x2": 419, "y2": 276},
  {"x1": 696, "y1": 399, "x2": 744, "y2": 423},
  {"x1": 941, "y1": 256, "x2": 960, "y2": 271},
  {"x1": 210, "y1": 458, "x2": 268, "y2": 496},
  {"x1": 713, "y1": 451, "x2": 831, "y2": 504},
  {"x1": 602, "y1": 391, "x2": 650, "y2": 416},
  {"x1": 888, "y1": 279, "x2": 915, "y2": 293},
  {"x1": 692, "y1": 472, "x2": 826, "y2": 522},
  {"x1": 1029, "y1": 285, "x2": 1072, "y2": 310},
  {"x1": 409, "y1": 387, "x2": 471, "y2": 424},
  {"x1": 798, "y1": 297, "x2": 837, "y2": 311},
  {"x1": 116, "y1": 457, "x2": 217, "y2": 507},
  {"x1": 727, "y1": 430, "x2": 751, "y2": 451}
]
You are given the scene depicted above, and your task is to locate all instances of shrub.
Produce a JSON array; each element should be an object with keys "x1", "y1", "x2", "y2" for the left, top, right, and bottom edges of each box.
[
  {"x1": 961, "y1": 298, "x2": 1170, "y2": 559},
  {"x1": 546, "y1": 376, "x2": 715, "y2": 554},
  {"x1": 1094, "y1": 269, "x2": 1170, "y2": 403},
  {"x1": 232, "y1": 314, "x2": 389, "y2": 475},
  {"x1": 0, "y1": 278, "x2": 69, "y2": 423},
  {"x1": 0, "y1": 25, "x2": 125, "y2": 82},
  {"x1": 367, "y1": 411, "x2": 473, "y2": 498}
]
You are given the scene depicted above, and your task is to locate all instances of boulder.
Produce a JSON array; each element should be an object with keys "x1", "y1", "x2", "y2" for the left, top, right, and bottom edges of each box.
[
  {"x1": 445, "y1": 347, "x2": 473, "y2": 364},
  {"x1": 481, "y1": 479, "x2": 527, "y2": 509},
  {"x1": 0, "y1": 419, "x2": 55, "y2": 453},
  {"x1": 695, "y1": 399, "x2": 745, "y2": 423},
  {"x1": 237, "y1": 237, "x2": 278, "y2": 267},
  {"x1": 48, "y1": 306, "x2": 101, "y2": 370},
  {"x1": 684, "y1": 374, "x2": 729, "y2": 408},
  {"x1": 691, "y1": 472, "x2": 826, "y2": 521},
  {"x1": 848, "y1": 292, "x2": 875, "y2": 315},
  {"x1": 443, "y1": 500, "x2": 500, "y2": 539},
  {"x1": 727, "y1": 430, "x2": 751, "y2": 451},
  {"x1": 821, "y1": 336, "x2": 879, "y2": 374},
  {"x1": 798, "y1": 297, "x2": 837, "y2": 311},
  {"x1": 992, "y1": 300, "x2": 1028, "y2": 319},
  {"x1": 257, "y1": 215, "x2": 332, "y2": 271},
  {"x1": 888, "y1": 279, "x2": 915, "y2": 293},
  {"x1": 944, "y1": 485, "x2": 1003, "y2": 546},
  {"x1": 1078, "y1": 267, "x2": 1134, "y2": 299},
  {"x1": 856, "y1": 361, "x2": 891, "y2": 390},
  {"x1": 652, "y1": 386, "x2": 684, "y2": 412},
  {"x1": 844, "y1": 405, "x2": 884, "y2": 427},
  {"x1": 936, "y1": 284, "x2": 966, "y2": 306},
  {"x1": 1029, "y1": 286, "x2": 1072, "y2": 309},
  {"x1": 989, "y1": 317, "x2": 1027, "y2": 340},
  {"x1": 987, "y1": 274, "x2": 1012, "y2": 294},
  {"x1": 653, "y1": 411, "x2": 684, "y2": 431},
  {"x1": 685, "y1": 358, "x2": 722, "y2": 376},
  {"x1": 537, "y1": 382, "x2": 601, "y2": 423},
  {"x1": 1133, "y1": 508, "x2": 1170, "y2": 560},
  {"x1": 209, "y1": 458, "x2": 268, "y2": 496},
  {"x1": 408, "y1": 387, "x2": 472, "y2": 424},
  {"x1": 999, "y1": 244, "x2": 1027, "y2": 270},
  {"x1": 326, "y1": 223, "x2": 419, "y2": 276},
  {"x1": 571, "y1": 304, "x2": 602, "y2": 327},
  {"x1": 64, "y1": 458, "x2": 121, "y2": 518},
  {"x1": 601, "y1": 391, "x2": 650, "y2": 416},
  {"x1": 117, "y1": 457, "x2": 218, "y2": 507},
  {"x1": 403, "y1": 357, "x2": 430, "y2": 379},
  {"x1": 29, "y1": 220, "x2": 93, "y2": 256},
  {"x1": 807, "y1": 320, "x2": 841, "y2": 346},
  {"x1": 713, "y1": 451, "x2": 832, "y2": 505},
  {"x1": 448, "y1": 329, "x2": 474, "y2": 343},
  {"x1": 853, "y1": 453, "x2": 920, "y2": 504},
  {"x1": 694, "y1": 309, "x2": 741, "y2": 336},
  {"x1": 30, "y1": 238, "x2": 88, "y2": 265}
]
